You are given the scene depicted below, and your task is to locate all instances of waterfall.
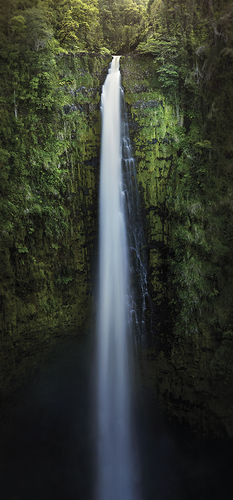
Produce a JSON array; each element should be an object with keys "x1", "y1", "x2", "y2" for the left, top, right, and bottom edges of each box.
[
  {"x1": 96, "y1": 56, "x2": 140, "y2": 500},
  {"x1": 121, "y1": 97, "x2": 151, "y2": 347},
  {"x1": 14, "y1": 90, "x2": 17, "y2": 120}
]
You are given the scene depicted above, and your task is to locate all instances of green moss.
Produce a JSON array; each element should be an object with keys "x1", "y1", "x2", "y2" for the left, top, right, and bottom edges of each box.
[
  {"x1": 122, "y1": 54, "x2": 176, "y2": 311},
  {"x1": 0, "y1": 52, "x2": 108, "y2": 397},
  {"x1": 122, "y1": 52, "x2": 233, "y2": 438}
]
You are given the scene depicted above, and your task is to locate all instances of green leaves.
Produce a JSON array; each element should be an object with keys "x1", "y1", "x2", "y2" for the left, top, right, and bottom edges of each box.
[
  {"x1": 98, "y1": 0, "x2": 148, "y2": 53},
  {"x1": 16, "y1": 245, "x2": 29, "y2": 253},
  {"x1": 56, "y1": 0, "x2": 101, "y2": 50},
  {"x1": 9, "y1": 15, "x2": 26, "y2": 36},
  {"x1": 22, "y1": 8, "x2": 53, "y2": 51},
  {"x1": 157, "y1": 0, "x2": 233, "y2": 340},
  {"x1": 57, "y1": 11, "x2": 80, "y2": 47},
  {"x1": 157, "y1": 61, "x2": 179, "y2": 91}
]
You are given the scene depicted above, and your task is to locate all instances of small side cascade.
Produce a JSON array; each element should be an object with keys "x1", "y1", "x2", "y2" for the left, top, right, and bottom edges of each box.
[
  {"x1": 14, "y1": 89, "x2": 17, "y2": 120},
  {"x1": 121, "y1": 92, "x2": 151, "y2": 347}
]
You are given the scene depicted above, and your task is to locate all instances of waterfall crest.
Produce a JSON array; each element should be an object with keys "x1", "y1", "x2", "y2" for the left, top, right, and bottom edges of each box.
[{"x1": 96, "y1": 55, "x2": 140, "y2": 500}]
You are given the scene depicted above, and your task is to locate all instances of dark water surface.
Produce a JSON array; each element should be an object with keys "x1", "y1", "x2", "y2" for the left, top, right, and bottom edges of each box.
[{"x1": 0, "y1": 333, "x2": 233, "y2": 500}]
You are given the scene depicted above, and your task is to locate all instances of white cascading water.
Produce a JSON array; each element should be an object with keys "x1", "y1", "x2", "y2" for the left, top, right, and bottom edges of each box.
[{"x1": 96, "y1": 56, "x2": 140, "y2": 500}]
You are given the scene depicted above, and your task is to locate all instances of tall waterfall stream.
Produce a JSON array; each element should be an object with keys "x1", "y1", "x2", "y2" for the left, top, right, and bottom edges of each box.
[{"x1": 96, "y1": 55, "x2": 143, "y2": 500}]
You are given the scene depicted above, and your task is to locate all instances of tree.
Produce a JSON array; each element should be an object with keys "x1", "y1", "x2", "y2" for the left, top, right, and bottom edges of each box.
[
  {"x1": 56, "y1": 0, "x2": 102, "y2": 50},
  {"x1": 22, "y1": 8, "x2": 53, "y2": 51}
]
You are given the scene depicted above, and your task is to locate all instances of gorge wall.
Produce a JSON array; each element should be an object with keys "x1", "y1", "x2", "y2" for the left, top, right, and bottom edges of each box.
[
  {"x1": 1, "y1": 50, "x2": 233, "y2": 439},
  {"x1": 0, "y1": 53, "x2": 110, "y2": 399},
  {"x1": 122, "y1": 54, "x2": 233, "y2": 439}
]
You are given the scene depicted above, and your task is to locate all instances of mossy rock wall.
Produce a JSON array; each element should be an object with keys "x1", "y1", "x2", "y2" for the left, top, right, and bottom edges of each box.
[
  {"x1": 0, "y1": 53, "x2": 111, "y2": 398},
  {"x1": 121, "y1": 54, "x2": 233, "y2": 438},
  {"x1": 121, "y1": 55, "x2": 175, "y2": 332},
  {"x1": 2, "y1": 51, "x2": 232, "y2": 438}
]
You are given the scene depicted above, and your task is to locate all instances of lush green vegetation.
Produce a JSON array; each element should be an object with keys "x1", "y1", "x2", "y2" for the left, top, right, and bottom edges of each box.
[
  {"x1": 138, "y1": 0, "x2": 233, "y2": 350},
  {"x1": 0, "y1": 0, "x2": 148, "y2": 54},
  {"x1": 98, "y1": 0, "x2": 148, "y2": 52},
  {"x1": 1, "y1": 0, "x2": 233, "y2": 358},
  {"x1": 0, "y1": 0, "x2": 108, "y2": 340},
  {"x1": 1, "y1": 0, "x2": 233, "y2": 435},
  {"x1": 0, "y1": 0, "x2": 148, "y2": 248}
]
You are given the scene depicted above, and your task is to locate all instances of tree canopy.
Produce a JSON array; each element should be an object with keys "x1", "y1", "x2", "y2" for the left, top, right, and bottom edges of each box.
[{"x1": 0, "y1": 0, "x2": 149, "y2": 54}]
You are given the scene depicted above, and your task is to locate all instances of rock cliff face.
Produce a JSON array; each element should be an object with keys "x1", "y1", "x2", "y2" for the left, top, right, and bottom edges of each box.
[
  {"x1": 1, "y1": 52, "x2": 232, "y2": 439},
  {"x1": 122, "y1": 55, "x2": 173, "y2": 330},
  {"x1": 0, "y1": 53, "x2": 110, "y2": 399},
  {"x1": 121, "y1": 54, "x2": 233, "y2": 438}
]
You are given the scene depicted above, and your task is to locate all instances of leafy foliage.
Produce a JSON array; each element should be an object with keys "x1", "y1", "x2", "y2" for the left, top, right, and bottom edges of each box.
[
  {"x1": 1, "y1": 0, "x2": 233, "y2": 358},
  {"x1": 140, "y1": 0, "x2": 233, "y2": 342},
  {"x1": 98, "y1": 0, "x2": 148, "y2": 53}
]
